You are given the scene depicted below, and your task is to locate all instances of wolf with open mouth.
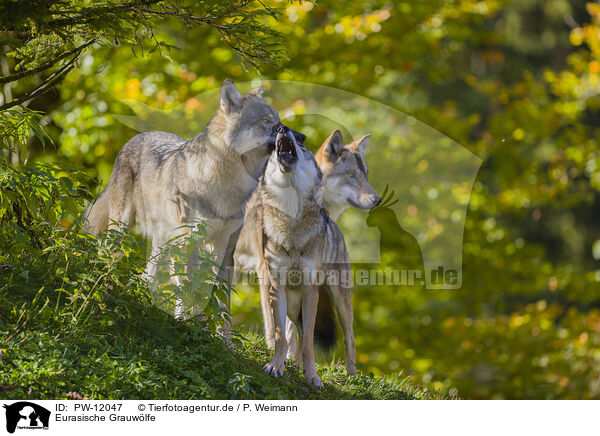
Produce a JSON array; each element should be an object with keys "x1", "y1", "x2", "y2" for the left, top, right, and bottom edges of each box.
[
  {"x1": 235, "y1": 126, "x2": 357, "y2": 386},
  {"x1": 263, "y1": 129, "x2": 381, "y2": 364}
]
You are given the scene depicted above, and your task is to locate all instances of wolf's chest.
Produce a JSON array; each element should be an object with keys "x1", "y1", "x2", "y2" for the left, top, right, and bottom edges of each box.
[
  {"x1": 263, "y1": 211, "x2": 323, "y2": 249},
  {"x1": 263, "y1": 225, "x2": 324, "y2": 274}
]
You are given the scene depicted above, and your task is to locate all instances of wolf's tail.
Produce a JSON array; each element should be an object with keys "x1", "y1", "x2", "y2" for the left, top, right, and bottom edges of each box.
[
  {"x1": 82, "y1": 187, "x2": 110, "y2": 236},
  {"x1": 314, "y1": 289, "x2": 338, "y2": 353},
  {"x1": 298, "y1": 287, "x2": 337, "y2": 353}
]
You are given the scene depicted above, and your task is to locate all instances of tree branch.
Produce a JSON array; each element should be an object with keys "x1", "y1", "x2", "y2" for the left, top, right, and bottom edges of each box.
[
  {"x1": 0, "y1": 49, "x2": 83, "y2": 111},
  {"x1": 0, "y1": 38, "x2": 96, "y2": 84}
]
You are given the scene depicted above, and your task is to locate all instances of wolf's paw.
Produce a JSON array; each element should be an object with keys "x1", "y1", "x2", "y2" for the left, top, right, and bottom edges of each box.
[
  {"x1": 304, "y1": 373, "x2": 323, "y2": 387},
  {"x1": 264, "y1": 361, "x2": 285, "y2": 377}
]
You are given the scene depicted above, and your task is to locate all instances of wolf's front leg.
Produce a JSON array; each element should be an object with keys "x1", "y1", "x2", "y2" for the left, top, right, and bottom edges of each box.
[
  {"x1": 264, "y1": 281, "x2": 287, "y2": 377},
  {"x1": 285, "y1": 317, "x2": 298, "y2": 361},
  {"x1": 301, "y1": 287, "x2": 323, "y2": 387}
]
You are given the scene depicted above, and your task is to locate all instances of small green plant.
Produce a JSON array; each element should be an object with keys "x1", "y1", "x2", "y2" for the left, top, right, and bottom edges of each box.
[{"x1": 151, "y1": 223, "x2": 232, "y2": 329}]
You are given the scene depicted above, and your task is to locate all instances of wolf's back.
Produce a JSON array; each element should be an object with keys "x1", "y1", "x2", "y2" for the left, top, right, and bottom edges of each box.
[{"x1": 81, "y1": 131, "x2": 186, "y2": 236}]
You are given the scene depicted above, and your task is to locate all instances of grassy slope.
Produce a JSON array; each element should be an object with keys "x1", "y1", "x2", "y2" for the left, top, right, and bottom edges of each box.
[{"x1": 0, "y1": 270, "x2": 431, "y2": 400}]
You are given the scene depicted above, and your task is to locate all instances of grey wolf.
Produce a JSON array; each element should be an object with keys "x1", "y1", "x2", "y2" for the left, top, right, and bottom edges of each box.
[
  {"x1": 235, "y1": 126, "x2": 329, "y2": 385},
  {"x1": 283, "y1": 129, "x2": 381, "y2": 359},
  {"x1": 235, "y1": 129, "x2": 380, "y2": 380},
  {"x1": 83, "y1": 79, "x2": 305, "y2": 336},
  {"x1": 235, "y1": 127, "x2": 377, "y2": 385}
]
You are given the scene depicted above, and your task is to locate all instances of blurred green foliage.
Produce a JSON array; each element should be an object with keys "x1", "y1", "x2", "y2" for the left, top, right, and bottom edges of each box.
[{"x1": 3, "y1": 0, "x2": 600, "y2": 399}]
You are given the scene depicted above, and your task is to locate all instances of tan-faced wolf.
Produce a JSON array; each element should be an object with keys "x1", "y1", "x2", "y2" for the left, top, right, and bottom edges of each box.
[
  {"x1": 83, "y1": 79, "x2": 306, "y2": 338},
  {"x1": 315, "y1": 129, "x2": 380, "y2": 220}
]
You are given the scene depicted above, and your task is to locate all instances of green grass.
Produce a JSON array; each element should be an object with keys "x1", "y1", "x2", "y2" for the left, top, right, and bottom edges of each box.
[
  {"x1": 0, "y1": 167, "x2": 431, "y2": 400},
  {"x1": 1, "y1": 267, "x2": 431, "y2": 400}
]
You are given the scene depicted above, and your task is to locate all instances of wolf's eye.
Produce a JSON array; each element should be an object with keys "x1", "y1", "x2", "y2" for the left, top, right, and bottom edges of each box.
[{"x1": 261, "y1": 117, "x2": 273, "y2": 125}]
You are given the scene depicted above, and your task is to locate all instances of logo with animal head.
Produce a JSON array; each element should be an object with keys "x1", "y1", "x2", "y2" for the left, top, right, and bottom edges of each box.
[{"x1": 3, "y1": 402, "x2": 50, "y2": 433}]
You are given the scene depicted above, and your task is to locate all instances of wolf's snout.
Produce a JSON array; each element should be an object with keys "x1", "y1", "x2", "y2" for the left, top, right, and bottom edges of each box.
[
  {"x1": 348, "y1": 193, "x2": 382, "y2": 210},
  {"x1": 362, "y1": 194, "x2": 381, "y2": 209}
]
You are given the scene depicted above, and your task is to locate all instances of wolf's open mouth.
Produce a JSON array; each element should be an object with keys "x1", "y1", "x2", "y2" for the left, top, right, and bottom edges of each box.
[{"x1": 276, "y1": 126, "x2": 298, "y2": 170}]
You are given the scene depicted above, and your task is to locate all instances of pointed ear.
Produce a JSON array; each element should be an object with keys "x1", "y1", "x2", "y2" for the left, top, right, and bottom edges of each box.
[
  {"x1": 350, "y1": 134, "x2": 371, "y2": 157},
  {"x1": 220, "y1": 78, "x2": 242, "y2": 114},
  {"x1": 248, "y1": 87, "x2": 265, "y2": 97},
  {"x1": 320, "y1": 130, "x2": 344, "y2": 161}
]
